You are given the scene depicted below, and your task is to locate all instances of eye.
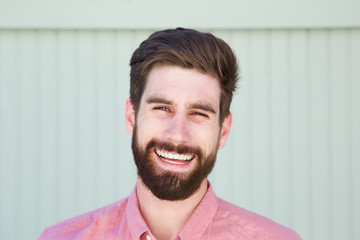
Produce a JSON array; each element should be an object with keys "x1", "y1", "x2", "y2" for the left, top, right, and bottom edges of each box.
[
  {"x1": 154, "y1": 106, "x2": 169, "y2": 112},
  {"x1": 192, "y1": 112, "x2": 209, "y2": 118}
]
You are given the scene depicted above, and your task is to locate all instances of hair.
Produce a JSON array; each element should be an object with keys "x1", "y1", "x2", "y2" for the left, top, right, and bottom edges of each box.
[{"x1": 129, "y1": 27, "x2": 239, "y2": 123}]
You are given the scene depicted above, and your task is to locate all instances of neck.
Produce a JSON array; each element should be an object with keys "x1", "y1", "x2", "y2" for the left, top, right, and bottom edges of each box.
[{"x1": 136, "y1": 178, "x2": 208, "y2": 240}]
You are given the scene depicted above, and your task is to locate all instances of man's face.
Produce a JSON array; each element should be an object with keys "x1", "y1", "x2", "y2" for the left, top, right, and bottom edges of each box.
[{"x1": 126, "y1": 66, "x2": 232, "y2": 200}]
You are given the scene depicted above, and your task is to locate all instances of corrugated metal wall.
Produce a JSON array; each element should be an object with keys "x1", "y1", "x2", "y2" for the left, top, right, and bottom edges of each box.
[{"x1": 0, "y1": 29, "x2": 359, "y2": 240}]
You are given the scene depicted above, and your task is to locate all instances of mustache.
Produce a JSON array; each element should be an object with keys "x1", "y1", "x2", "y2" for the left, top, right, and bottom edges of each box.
[{"x1": 146, "y1": 139, "x2": 202, "y2": 157}]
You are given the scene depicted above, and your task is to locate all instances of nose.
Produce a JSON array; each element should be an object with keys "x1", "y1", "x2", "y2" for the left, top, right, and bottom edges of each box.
[{"x1": 163, "y1": 112, "x2": 191, "y2": 144}]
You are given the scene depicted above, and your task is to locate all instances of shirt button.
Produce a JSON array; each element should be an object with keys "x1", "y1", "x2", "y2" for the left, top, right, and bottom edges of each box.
[{"x1": 146, "y1": 234, "x2": 151, "y2": 240}]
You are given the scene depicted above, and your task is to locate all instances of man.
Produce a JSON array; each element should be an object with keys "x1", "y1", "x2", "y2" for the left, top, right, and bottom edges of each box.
[{"x1": 39, "y1": 28, "x2": 301, "y2": 240}]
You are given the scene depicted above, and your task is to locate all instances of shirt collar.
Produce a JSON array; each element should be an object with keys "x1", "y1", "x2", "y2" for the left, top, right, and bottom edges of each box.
[
  {"x1": 177, "y1": 182, "x2": 219, "y2": 240},
  {"x1": 125, "y1": 182, "x2": 219, "y2": 240},
  {"x1": 126, "y1": 187, "x2": 150, "y2": 239}
]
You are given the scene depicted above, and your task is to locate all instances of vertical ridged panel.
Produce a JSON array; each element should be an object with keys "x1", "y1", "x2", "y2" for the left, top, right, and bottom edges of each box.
[
  {"x1": 57, "y1": 30, "x2": 78, "y2": 220},
  {"x1": 18, "y1": 30, "x2": 39, "y2": 239},
  {"x1": 289, "y1": 30, "x2": 311, "y2": 239},
  {"x1": 0, "y1": 29, "x2": 359, "y2": 240},
  {"x1": 37, "y1": 31, "x2": 58, "y2": 230},
  {"x1": 351, "y1": 29, "x2": 360, "y2": 240},
  {"x1": 329, "y1": 29, "x2": 352, "y2": 240},
  {"x1": 77, "y1": 30, "x2": 97, "y2": 213},
  {"x1": 308, "y1": 30, "x2": 332, "y2": 240},
  {"x1": 269, "y1": 30, "x2": 291, "y2": 224},
  {"x1": 249, "y1": 30, "x2": 272, "y2": 217},
  {"x1": 95, "y1": 30, "x2": 117, "y2": 206},
  {"x1": 0, "y1": 30, "x2": 19, "y2": 240}
]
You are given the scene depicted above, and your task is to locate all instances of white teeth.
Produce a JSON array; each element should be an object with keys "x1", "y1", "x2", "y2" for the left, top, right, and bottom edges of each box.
[{"x1": 155, "y1": 149, "x2": 194, "y2": 161}]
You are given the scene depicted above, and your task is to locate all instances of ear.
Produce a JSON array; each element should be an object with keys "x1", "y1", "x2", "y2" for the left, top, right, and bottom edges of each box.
[
  {"x1": 125, "y1": 98, "x2": 135, "y2": 136},
  {"x1": 218, "y1": 113, "x2": 232, "y2": 149}
]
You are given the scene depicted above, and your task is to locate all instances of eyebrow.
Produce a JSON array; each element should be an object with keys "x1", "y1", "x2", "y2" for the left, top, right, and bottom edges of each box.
[
  {"x1": 146, "y1": 96, "x2": 217, "y2": 114},
  {"x1": 190, "y1": 103, "x2": 216, "y2": 114},
  {"x1": 146, "y1": 97, "x2": 173, "y2": 105}
]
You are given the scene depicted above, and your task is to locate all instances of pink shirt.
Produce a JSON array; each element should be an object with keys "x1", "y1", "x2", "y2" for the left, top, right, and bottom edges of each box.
[{"x1": 39, "y1": 184, "x2": 301, "y2": 240}]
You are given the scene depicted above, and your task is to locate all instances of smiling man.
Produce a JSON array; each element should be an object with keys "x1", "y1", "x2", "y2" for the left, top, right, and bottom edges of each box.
[{"x1": 39, "y1": 28, "x2": 302, "y2": 240}]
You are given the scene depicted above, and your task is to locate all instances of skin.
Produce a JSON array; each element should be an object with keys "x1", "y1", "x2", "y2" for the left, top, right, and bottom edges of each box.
[{"x1": 125, "y1": 65, "x2": 232, "y2": 240}]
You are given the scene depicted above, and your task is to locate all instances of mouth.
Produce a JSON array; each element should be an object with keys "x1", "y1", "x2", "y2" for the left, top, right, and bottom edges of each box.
[{"x1": 155, "y1": 148, "x2": 195, "y2": 165}]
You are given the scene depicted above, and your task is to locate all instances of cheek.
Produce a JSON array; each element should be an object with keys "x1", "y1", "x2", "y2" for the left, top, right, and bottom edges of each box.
[
  {"x1": 136, "y1": 119, "x2": 163, "y2": 145},
  {"x1": 188, "y1": 124, "x2": 220, "y2": 153}
]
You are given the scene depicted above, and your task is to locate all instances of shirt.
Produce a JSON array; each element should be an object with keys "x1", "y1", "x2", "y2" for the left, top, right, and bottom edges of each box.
[{"x1": 39, "y1": 183, "x2": 302, "y2": 240}]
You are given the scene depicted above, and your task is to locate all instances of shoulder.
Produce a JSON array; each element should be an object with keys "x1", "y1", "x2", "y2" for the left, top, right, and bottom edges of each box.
[
  {"x1": 213, "y1": 198, "x2": 302, "y2": 240},
  {"x1": 39, "y1": 197, "x2": 129, "y2": 240}
]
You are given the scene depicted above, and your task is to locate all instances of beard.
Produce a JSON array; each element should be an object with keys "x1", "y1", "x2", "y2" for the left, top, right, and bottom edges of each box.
[{"x1": 131, "y1": 125, "x2": 219, "y2": 201}]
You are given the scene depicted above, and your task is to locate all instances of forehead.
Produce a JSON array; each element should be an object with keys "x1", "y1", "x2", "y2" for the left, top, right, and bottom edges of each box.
[{"x1": 142, "y1": 66, "x2": 221, "y2": 108}]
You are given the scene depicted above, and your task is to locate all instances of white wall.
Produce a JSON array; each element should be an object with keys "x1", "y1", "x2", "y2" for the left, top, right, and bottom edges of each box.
[
  {"x1": 1, "y1": 0, "x2": 359, "y2": 29},
  {"x1": 1, "y1": 28, "x2": 359, "y2": 240},
  {"x1": 0, "y1": 1, "x2": 359, "y2": 240}
]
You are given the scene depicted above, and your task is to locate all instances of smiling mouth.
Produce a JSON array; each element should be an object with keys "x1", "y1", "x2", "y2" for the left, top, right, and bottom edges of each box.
[{"x1": 155, "y1": 149, "x2": 195, "y2": 165}]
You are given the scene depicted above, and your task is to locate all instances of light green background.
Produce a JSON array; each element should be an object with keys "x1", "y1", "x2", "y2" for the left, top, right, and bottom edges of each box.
[{"x1": 0, "y1": 1, "x2": 359, "y2": 240}]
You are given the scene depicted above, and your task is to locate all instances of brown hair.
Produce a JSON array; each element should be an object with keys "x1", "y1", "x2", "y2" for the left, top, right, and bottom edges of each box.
[{"x1": 130, "y1": 27, "x2": 239, "y2": 123}]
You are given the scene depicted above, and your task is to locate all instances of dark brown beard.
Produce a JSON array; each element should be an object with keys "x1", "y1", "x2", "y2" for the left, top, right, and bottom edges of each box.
[{"x1": 131, "y1": 125, "x2": 218, "y2": 200}]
